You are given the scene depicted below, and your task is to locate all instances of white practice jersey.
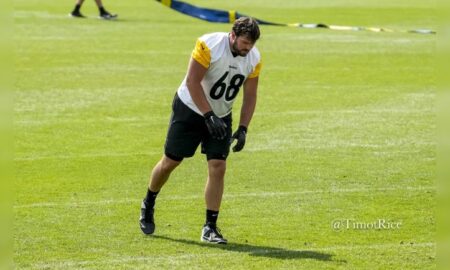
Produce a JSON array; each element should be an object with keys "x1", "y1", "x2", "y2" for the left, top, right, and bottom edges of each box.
[{"x1": 177, "y1": 32, "x2": 262, "y2": 117}]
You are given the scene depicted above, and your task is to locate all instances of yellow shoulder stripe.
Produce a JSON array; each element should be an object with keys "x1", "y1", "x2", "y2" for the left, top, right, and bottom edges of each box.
[
  {"x1": 191, "y1": 39, "x2": 211, "y2": 68},
  {"x1": 248, "y1": 61, "x2": 262, "y2": 78}
]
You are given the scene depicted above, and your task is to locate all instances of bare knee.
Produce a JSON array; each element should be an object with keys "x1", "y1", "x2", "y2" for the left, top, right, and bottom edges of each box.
[
  {"x1": 208, "y1": 159, "x2": 226, "y2": 177},
  {"x1": 160, "y1": 155, "x2": 182, "y2": 173}
]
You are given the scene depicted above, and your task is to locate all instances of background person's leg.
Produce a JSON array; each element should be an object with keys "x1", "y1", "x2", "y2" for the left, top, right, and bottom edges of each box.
[
  {"x1": 93, "y1": 0, "x2": 118, "y2": 19},
  {"x1": 93, "y1": 0, "x2": 103, "y2": 7},
  {"x1": 70, "y1": 0, "x2": 85, "y2": 17}
]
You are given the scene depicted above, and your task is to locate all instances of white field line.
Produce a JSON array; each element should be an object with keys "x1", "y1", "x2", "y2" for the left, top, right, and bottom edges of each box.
[
  {"x1": 246, "y1": 142, "x2": 436, "y2": 152},
  {"x1": 13, "y1": 11, "x2": 65, "y2": 19},
  {"x1": 27, "y1": 242, "x2": 435, "y2": 269},
  {"x1": 14, "y1": 141, "x2": 436, "y2": 161},
  {"x1": 13, "y1": 186, "x2": 435, "y2": 209},
  {"x1": 317, "y1": 242, "x2": 435, "y2": 252},
  {"x1": 255, "y1": 109, "x2": 435, "y2": 116},
  {"x1": 14, "y1": 116, "x2": 169, "y2": 125},
  {"x1": 14, "y1": 151, "x2": 161, "y2": 161}
]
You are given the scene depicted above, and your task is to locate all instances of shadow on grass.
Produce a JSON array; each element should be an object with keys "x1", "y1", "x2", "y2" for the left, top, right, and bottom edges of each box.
[{"x1": 151, "y1": 235, "x2": 337, "y2": 262}]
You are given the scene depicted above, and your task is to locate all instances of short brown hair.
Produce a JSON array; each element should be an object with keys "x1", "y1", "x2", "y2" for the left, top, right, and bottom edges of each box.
[{"x1": 232, "y1": 17, "x2": 260, "y2": 42}]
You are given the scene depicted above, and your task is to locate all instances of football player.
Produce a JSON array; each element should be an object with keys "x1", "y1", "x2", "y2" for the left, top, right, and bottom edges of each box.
[{"x1": 140, "y1": 17, "x2": 262, "y2": 244}]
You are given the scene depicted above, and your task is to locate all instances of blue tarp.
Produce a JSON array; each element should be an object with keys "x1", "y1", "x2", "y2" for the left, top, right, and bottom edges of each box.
[{"x1": 155, "y1": 0, "x2": 435, "y2": 34}]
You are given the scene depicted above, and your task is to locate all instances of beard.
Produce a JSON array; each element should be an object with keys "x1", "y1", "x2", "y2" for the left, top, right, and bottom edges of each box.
[{"x1": 232, "y1": 40, "x2": 249, "y2": 56}]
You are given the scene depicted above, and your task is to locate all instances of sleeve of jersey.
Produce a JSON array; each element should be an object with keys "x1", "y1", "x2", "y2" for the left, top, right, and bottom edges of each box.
[
  {"x1": 248, "y1": 61, "x2": 262, "y2": 79},
  {"x1": 191, "y1": 39, "x2": 211, "y2": 69}
]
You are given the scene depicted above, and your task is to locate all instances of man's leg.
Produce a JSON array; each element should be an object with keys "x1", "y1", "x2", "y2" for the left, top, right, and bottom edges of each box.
[
  {"x1": 70, "y1": 0, "x2": 85, "y2": 17},
  {"x1": 94, "y1": 0, "x2": 118, "y2": 19},
  {"x1": 201, "y1": 159, "x2": 227, "y2": 244},
  {"x1": 149, "y1": 154, "x2": 182, "y2": 192},
  {"x1": 140, "y1": 154, "x2": 182, "y2": 235},
  {"x1": 205, "y1": 159, "x2": 226, "y2": 211},
  {"x1": 93, "y1": 0, "x2": 103, "y2": 7}
]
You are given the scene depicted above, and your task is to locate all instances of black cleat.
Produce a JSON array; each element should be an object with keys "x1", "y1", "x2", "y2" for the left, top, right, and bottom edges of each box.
[
  {"x1": 69, "y1": 11, "x2": 86, "y2": 18},
  {"x1": 99, "y1": 12, "x2": 118, "y2": 20},
  {"x1": 139, "y1": 201, "x2": 155, "y2": 235},
  {"x1": 201, "y1": 224, "x2": 227, "y2": 244}
]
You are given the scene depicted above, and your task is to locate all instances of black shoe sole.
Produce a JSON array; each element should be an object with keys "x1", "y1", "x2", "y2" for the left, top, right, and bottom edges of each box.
[
  {"x1": 69, "y1": 13, "x2": 86, "y2": 18},
  {"x1": 140, "y1": 221, "x2": 155, "y2": 235}
]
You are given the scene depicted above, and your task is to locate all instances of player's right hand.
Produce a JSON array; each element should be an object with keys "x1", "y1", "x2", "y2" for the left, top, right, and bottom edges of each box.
[{"x1": 204, "y1": 111, "x2": 227, "y2": 140}]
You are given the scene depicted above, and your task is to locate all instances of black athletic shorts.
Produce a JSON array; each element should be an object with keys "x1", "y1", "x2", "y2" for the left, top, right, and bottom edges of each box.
[{"x1": 164, "y1": 93, "x2": 232, "y2": 161}]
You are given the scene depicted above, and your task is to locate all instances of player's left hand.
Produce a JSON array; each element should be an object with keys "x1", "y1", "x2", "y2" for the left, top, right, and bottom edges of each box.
[{"x1": 230, "y1": 125, "x2": 247, "y2": 152}]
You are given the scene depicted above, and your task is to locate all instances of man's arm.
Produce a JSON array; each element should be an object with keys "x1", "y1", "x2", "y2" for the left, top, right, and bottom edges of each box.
[
  {"x1": 186, "y1": 58, "x2": 227, "y2": 139},
  {"x1": 230, "y1": 76, "x2": 258, "y2": 152},
  {"x1": 239, "y1": 76, "x2": 258, "y2": 128},
  {"x1": 185, "y1": 58, "x2": 211, "y2": 114}
]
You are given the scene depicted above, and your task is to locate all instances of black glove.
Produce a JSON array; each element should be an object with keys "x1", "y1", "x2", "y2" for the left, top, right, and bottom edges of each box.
[
  {"x1": 231, "y1": 125, "x2": 247, "y2": 152},
  {"x1": 204, "y1": 111, "x2": 227, "y2": 140}
]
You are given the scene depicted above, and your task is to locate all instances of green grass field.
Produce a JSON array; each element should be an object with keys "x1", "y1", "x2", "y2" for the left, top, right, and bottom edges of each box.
[{"x1": 13, "y1": 0, "x2": 436, "y2": 269}]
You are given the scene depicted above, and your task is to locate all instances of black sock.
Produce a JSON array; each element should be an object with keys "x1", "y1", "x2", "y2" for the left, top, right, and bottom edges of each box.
[
  {"x1": 73, "y1": 4, "x2": 81, "y2": 13},
  {"x1": 144, "y1": 189, "x2": 159, "y2": 208},
  {"x1": 99, "y1": 7, "x2": 107, "y2": 15},
  {"x1": 206, "y1": 209, "x2": 219, "y2": 227}
]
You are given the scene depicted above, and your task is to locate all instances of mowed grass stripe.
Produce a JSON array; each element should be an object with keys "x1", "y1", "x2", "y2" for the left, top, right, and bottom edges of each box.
[
  {"x1": 25, "y1": 242, "x2": 435, "y2": 270},
  {"x1": 13, "y1": 185, "x2": 434, "y2": 209},
  {"x1": 13, "y1": 108, "x2": 434, "y2": 126}
]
